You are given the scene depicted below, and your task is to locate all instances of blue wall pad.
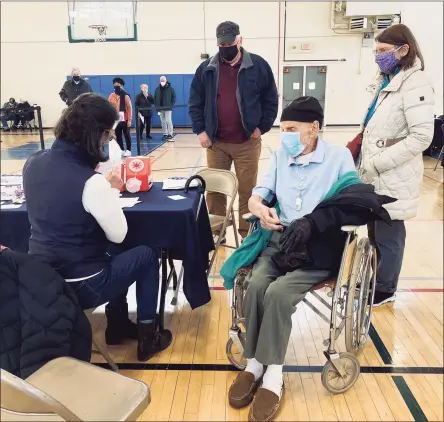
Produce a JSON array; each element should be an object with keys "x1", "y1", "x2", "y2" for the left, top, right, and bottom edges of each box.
[{"x1": 68, "y1": 73, "x2": 195, "y2": 128}]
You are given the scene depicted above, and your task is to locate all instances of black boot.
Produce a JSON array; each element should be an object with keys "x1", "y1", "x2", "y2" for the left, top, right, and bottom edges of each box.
[
  {"x1": 104, "y1": 304, "x2": 138, "y2": 345},
  {"x1": 137, "y1": 322, "x2": 173, "y2": 361}
]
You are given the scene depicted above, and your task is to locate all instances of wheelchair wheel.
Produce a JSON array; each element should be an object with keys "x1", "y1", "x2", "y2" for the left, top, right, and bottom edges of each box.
[
  {"x1": 226, "y1": 332, "x2": 247, "y2": 370},
  {"x1": 321, "y1": 352, "x2": 360, "y2": 394},
  {"x1": 345, "y1": 238, "x2": 374, "y2": 354}
]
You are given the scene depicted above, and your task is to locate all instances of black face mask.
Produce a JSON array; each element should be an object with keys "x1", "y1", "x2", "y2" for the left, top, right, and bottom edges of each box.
[
  {"x1": 114, "y1": 86, "x2": 121, "y2": 94},
  {"x1": 219, "y1": 44, "x2": 239, "y2": 62},
  {"x1": 72, "y1": 76, "x2": 81, "y2": 82}
]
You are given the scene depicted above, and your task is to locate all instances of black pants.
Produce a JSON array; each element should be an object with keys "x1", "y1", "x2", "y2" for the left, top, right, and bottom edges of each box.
[
  {"x1": 139, "y1": 112, "x2": 152, "y2": 137},
  {"x1": 368, "y1": 219, "x2": 406, "y2": 294},
  {"x1": 115, "y1": 121, "x2": 132, "y2": 151}
]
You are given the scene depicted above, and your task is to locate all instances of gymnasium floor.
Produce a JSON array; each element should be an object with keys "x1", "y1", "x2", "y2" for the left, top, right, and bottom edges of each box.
[{"x1": 1, "y1": 128, "x2": 443, "y2": 421}]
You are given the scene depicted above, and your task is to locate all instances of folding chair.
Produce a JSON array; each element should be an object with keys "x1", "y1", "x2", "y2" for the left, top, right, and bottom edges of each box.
[
  {"x1": 1, "y1": 357, "x2": 149, "y2": 421},
  {"x1": 84, "y1": 308, "x2": 118, "y2": 372},
  {"x1": 196, "y1": 168, "x2": 240, "y2": 275}
]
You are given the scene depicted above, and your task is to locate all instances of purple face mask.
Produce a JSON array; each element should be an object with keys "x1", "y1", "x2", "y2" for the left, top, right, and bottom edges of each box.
[{"x1": 375, "y1": 46, "x2": 402, "y2": 74}]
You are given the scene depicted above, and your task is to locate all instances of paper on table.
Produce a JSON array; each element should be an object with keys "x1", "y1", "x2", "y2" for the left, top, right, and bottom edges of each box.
[
  {"x1": 1, "y1": 203, "x2": 23, "y2": 209},
  {"x1": 162, "y1": 177, "x2": 199, "y2": 190},
  {"x1": 119, "y1": 197, "x2": 141, "y2": 208},
  {"x1": 168, "y1": 195, "x2": 186, "y2": 200},
  {"x1": 1, "y1": 175, "x2": 23, "y2": 186}
]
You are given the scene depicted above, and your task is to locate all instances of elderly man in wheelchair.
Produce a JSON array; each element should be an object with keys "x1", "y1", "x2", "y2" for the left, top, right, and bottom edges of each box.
[{"x1": 220, "y1": 97, "x2": 396, "y2": 422}]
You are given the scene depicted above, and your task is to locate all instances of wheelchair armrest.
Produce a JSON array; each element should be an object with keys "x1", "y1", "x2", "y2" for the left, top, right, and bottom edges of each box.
[{"x1": 341, "y1": 225, "x2": 360, "y2": 232}]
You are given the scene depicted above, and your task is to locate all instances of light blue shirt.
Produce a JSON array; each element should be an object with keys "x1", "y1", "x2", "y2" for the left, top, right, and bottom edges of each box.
[{"x1": 252, "y1": 140, "x2": 356, "y2": 226}]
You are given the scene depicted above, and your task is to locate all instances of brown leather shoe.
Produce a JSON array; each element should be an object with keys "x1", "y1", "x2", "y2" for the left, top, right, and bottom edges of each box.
[
  {"x1": 228, "y1": 371, "x2": 263, "y2": 409},
  {"x1": 248, "y1": 386, "x2": 283, "y2": 422}
]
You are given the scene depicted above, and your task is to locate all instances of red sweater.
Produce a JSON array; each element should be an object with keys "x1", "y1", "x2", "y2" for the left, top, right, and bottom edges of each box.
[{"x1": 216, "y1": 59, "x2": 248, "y2": 143}]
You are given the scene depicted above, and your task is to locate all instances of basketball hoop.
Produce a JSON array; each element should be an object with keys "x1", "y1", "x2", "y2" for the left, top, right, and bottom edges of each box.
[{"x1": 89, "y1": 25, "x2": 107, "y2": 42}]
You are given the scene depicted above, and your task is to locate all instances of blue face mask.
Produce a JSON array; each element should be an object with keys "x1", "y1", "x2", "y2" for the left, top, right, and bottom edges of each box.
[{"x1": 281, "y1": 131, "x2": 305, "y2": 157}]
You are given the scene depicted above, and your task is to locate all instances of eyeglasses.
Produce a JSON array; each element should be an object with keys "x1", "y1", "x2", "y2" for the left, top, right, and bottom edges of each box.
[{"x1": 373, "y1": 45, "x2": 403, "y2": 56}]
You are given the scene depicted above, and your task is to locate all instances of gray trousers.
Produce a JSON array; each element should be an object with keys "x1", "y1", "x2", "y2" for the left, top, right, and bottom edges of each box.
[
  {"x1": 159, "y1": 110, "x2": 173, "y2": 135},
  {"x1": 243, "y1": 231, "x2": 330, "y2": 365},
  {"x1": 368, "y1": 219, "x2": 406, "y2": 294}
]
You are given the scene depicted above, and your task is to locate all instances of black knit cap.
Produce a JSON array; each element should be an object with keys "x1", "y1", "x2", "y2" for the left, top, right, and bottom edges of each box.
[
  {"x1": 113, "y1": 77, "x2": 125, "y2": 86},
  {"x1": 280, "y1": 96, "x2": 324, "y2": 128}
]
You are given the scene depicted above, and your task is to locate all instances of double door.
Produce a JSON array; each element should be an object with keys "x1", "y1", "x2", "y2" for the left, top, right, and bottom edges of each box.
[{"x1": 282, "y1": 66, "x2": 327, "y2": 112}]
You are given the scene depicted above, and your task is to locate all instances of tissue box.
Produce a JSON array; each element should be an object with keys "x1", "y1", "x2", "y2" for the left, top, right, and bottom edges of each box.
[{"x1": 121, "y1": 157, "x2": 153, "y2": 192}]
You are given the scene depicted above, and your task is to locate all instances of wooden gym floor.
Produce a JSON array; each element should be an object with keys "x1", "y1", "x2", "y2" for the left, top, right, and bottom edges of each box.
[{"x1": 1, "y1": 128, "x2": 443, "y2": 421}]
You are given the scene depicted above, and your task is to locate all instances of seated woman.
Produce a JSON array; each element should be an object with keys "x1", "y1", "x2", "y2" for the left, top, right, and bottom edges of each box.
[
  {"x1": 22, "y1": 93, "x2": 172, "y2": 362},
  {"x1": 227, "y1": 97, "x2": 356, "y2": 421}
]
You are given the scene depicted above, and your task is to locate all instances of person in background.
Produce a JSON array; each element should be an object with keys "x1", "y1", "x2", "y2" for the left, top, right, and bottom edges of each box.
[
  {"x1": 108, "y1": 77, "x2": 133, "y2": 157},
  {"x1": 17, "y1": 97, "x2": 35, "y2": 129},
  {"x1": 59, "y1": 68, "x2": 93, "y2": 106},
  {"x1": 135, "y1": 84, "x2": 154, "y2": 139},
  {"x1": 359, "y1": 23, "x2": 434, "y2": 306},
  {"x1": 22, "y1": 93, "x2": 172, "y2": 361},
  {"x1": 1, "y1": 97, "x2": 20, "y2": 131},
  {"x1": 154, "y1": 76, "x2": 176, "y2": 140},
  {"x1": 189, "y1": 21, "x2": 279, "y2": 240}
]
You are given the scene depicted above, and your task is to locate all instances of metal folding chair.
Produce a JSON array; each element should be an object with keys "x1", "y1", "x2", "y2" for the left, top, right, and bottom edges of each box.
[
  {"x1": 196, "y1": 168, "x2": 240, "y2": 275},
  {"x1": 84, "y1": 308, "x2": 118, "y2": 372},
  {"x1": 1, "y1": 357, "x2": 149, "y2": 421}
]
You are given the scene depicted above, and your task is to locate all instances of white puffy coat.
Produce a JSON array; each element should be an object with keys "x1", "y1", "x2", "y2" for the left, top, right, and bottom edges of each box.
[{"x1": 359, "y1": 59, "x2": 434, "y2": 220}]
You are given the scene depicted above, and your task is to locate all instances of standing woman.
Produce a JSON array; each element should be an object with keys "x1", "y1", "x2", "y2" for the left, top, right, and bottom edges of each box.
[
  {"x1": 109, "y1": 77, "x2": 133, "y2": 157},
  {"x1": 359, "y1": 24, "x2": 434, "y2": 306},
  {"x1": 23, "y1": 93, "x2": 172, "y2": 361}
]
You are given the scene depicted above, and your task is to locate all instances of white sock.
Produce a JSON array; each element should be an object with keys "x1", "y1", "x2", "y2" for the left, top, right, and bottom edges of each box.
[
  {"x1": 262, "y1": 365, "x2": 284, "y2": 397},
  {"x1": 245, "y1": 358, "x2": 264, "y2": 381}
]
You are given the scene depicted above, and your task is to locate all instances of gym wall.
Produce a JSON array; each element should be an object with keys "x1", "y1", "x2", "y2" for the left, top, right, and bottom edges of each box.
[{"x1": 1, "y1": 1, "x2": 442, "y2": 128}]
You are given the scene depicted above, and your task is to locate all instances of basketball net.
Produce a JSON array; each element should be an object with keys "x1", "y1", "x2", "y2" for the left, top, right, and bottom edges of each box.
[{"x1": 89, "y1": 25, "x2": 107, "y2": 42}]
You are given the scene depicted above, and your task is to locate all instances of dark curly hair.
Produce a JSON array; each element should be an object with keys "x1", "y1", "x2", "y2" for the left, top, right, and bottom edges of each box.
[{"x1": 54, "y1": 93, "x2": 118, "y2": 167}]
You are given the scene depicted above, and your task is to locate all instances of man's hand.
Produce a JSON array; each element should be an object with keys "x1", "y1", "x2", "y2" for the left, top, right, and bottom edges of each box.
[
  {"x1": 106, "y1": 168, "x2": 124, "y2": 191},
  {"x1": 198, "y1": 131, "x2": 212, "y2": 148},
  {"x1": 250, "y1": 128, "x2": 261, "y2": 140},
  {"x1": 127, "y1": 120, "x2": 131, "y2": 128},
  {"x1": 250, "y1": 201, "x2": 282, "y2": 231}
]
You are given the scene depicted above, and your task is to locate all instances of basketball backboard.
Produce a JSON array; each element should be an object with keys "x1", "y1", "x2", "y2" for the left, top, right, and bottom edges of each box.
[{"x1": 67, "y1": 1, "x2": 137, "y2": 43}]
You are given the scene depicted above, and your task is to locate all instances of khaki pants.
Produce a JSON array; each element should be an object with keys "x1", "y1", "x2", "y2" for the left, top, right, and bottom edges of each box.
[{"x1": 206, "y1": 138, "x2": 261, "y2": 236}]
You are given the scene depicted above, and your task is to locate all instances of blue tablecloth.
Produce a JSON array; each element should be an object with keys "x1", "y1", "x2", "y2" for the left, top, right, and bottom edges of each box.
[{"x1": 0, "y1": 183, "x2": 214, "y2": 309}]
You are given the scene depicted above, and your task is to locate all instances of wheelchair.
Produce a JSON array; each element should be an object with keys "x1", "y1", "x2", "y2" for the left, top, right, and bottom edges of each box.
[{"x1": 225, "y1": 214, "x2": 377, "y2": 394}]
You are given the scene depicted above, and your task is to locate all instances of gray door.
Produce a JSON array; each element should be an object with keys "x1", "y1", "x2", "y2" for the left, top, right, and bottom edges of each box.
[
  {"x1": 305, "y1": 66, "x2": 327, "y2": 111},
  {"x1": 282, "y1": 66, "x2": 304, "y2": 109}
]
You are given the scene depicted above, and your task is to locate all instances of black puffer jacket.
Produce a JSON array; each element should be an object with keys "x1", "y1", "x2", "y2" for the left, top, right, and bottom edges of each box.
[
  {"x1": 274, "y1": 184, "x2": 396, "y2": 273},
  {"x1": 0, "y1": 248, "x2": 92, "y2": 379}
]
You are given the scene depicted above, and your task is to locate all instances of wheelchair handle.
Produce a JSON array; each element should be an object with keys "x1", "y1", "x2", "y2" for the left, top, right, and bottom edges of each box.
[{"x1": 184, "y1": 175, "x2": 206, "y2": 193}]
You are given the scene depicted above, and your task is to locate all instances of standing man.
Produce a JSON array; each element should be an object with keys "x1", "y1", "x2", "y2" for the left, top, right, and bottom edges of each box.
[
  {"x1": 189, "y1": 21, "x2": 278, "y2": 239},
  {"x1": 154, "y1": 76, "x2": 176, "y2": 140},
  {"x1": 59, "y1": 68, "x2": 93, "y2": 106},
  {"x1": 108, "y1": 78, "x2": 133, "y2": 157},
  {"x1": 135, "y1": 84, "x2": 154, "y2": 139}
]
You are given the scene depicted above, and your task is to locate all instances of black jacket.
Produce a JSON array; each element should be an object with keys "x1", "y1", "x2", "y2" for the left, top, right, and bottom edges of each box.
[
  {"x1": 135, "y1": 92, "x2": 154, "y2": 116},
  {"x1": 59, "y1": 78, "x2": 93, "y2": 105},
  {"x1": 273, "y1": 184, "x2": 396, "y2": 273},
  {"x1": 0, "y1": 248, "x2": 92, "y2": 379},
  {"x1": 189, "y1": 49, "x2": 278, "y2": 142}
]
